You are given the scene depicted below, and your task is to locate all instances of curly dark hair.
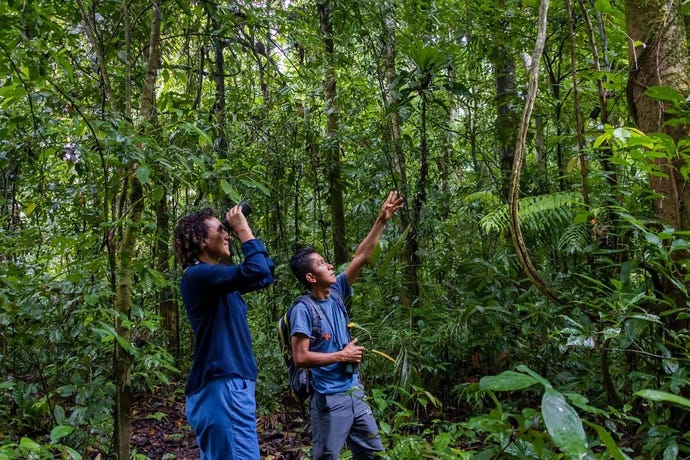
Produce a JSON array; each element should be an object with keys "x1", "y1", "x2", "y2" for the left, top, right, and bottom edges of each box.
[
  {"x1": 173, "y1": 207, "x2": 216, "y2": 268},
  {"x1": 288, "y1": 246, "x2": 317, "y2": 289}
]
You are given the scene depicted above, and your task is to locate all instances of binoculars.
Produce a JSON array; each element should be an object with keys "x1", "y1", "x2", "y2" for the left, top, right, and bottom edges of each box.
[{"x1": 223, "y1": 201, "x2": 252, "y2": 231}]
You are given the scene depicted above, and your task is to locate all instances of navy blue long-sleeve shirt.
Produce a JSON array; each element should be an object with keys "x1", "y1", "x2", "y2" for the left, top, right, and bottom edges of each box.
[{"x1": 180, "y1": 238, "x2": 274, "y2": 396}]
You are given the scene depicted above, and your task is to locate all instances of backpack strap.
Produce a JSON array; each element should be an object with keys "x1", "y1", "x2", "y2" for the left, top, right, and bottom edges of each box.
[
  {"x1": 294, "y1": 294, "x2": 322, "y2": 345},
  {"x1": 296, "y1": 292, "x2": 352, "y2": 347},
  {"x1": 330, "y1": 291, "x2": 350, "y2": 326}
]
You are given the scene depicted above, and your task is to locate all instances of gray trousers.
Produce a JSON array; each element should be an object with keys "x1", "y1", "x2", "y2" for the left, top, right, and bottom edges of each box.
[{"x1": 310, "y1": 386, "x2": 384, "y2": 460}]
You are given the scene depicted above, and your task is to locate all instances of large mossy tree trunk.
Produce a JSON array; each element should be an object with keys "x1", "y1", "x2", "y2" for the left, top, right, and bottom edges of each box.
[
  {"x1": 626, "y1": 0, "x2": 689, "y2": 307},
  {"x1": 624, "y1": 0, "x2": 689, "y2": 427},
  {"x1": 626, "y1": 0, "x2": 689, "y2": 230}
]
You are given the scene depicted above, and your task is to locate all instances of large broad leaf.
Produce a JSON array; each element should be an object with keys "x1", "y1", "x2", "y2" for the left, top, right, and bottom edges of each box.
[
  {"x1": 635, "y1": 389, "x2": 690, "y2": 408},
  {"x1": 516, "y1": 364, "x2": 553, "y2": 389},
  {"x1": 541, "y1": 388, "x2": 588, "y2": 457},
  {"x1": 50, "y1": 425, "x2": 75, "y2": 443},
  {"x1": 479, "y1": 371, "x2": 537, "y2": 391}
]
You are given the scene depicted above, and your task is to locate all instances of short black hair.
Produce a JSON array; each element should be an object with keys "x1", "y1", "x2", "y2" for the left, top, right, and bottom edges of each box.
[
  {"x1": 173, "y1": 208, "x2": 216, "y2": 268},
  {"x1": 289, "y1": 246, "x2": 317, "y2": 289}
]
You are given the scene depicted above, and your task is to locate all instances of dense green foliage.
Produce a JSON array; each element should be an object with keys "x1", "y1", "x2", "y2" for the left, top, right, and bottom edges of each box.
[{"x1": 1, "y1": 0, "x2": 689, "y2": 458}]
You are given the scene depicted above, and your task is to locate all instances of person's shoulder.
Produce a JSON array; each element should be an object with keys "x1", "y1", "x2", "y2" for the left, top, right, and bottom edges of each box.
[
  {"x1": 288, "y1": 298, "x2": 314, "y2": 330},
  {"x1": 332, "y1": 274, "x2": 350, "y2": 297},
  {"x1": 290, "y1": 296, "x2": 313, "y2": 315}
]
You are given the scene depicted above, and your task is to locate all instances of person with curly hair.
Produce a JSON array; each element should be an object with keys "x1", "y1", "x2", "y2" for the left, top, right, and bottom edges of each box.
[{"x1": 173, "y1": 204, "x2": 274, "y2": 459}]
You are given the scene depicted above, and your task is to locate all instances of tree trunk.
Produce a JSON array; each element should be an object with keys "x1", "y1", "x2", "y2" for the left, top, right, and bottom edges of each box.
[
  {"x1": 381, "y1": 1, "x2": 419, "y2": 306},
  {"x1": 565, "y1": 0, "x2": 590, "y2": 207},
  {"x1": 114, "y1": 0, "x2": 162, "y2": 457},
  {"x1": 625, "y1": 4, "x2": 690, "y2": 424},
  {"x1": 202, "y1": 0, "x2": 228, "y2": 158},
  {"x1": 494, "y1": 2, "x2": 518, "y2": 201},
  {"x1": 155, "y1": 193, "x2": 179, "y2": 366},
  {"x1": 114, "y1": 174, "x2": 143, "y2": 460},
  {"x1": 318, "y1": 0, "x2": 347, "y2": 266},
  {"x1": 625, "y1": 0, "x2": 689, "y2": 229}
]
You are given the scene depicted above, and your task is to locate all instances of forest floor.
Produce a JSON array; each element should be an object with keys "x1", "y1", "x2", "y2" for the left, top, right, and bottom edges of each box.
[{"x1": 130, "y1": 385, "x2": 311, "y2": 460}]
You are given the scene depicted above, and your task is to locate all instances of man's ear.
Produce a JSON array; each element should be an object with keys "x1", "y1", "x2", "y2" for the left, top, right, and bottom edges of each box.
[{"x1": 305, "y1": 272, "x2": 316, "y2": 284}]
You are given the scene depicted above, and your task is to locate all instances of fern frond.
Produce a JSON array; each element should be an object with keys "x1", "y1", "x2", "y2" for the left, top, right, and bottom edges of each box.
[
  {"x1": 558, "y1": 223, "x2": 591, "y2": 254},
  {"x1": 479, "y1": 192, "x2": 584, "y2": 236}
]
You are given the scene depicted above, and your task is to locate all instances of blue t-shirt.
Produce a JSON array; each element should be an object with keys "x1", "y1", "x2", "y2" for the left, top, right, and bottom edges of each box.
[
  {"x1": 289, "y1": 273, "x2": 359, "y2": 395},
  {"x1": 180, "y1": 239, "x2": 274, "y2": 396}
]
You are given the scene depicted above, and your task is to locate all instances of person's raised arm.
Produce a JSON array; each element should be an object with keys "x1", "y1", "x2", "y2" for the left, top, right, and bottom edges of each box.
[
  {"x1": 344, "y1": 191, "x2": 403, "y2": 285},
  {"x1": 225, "y1": 204, "x2": 254, "y2": 243}
]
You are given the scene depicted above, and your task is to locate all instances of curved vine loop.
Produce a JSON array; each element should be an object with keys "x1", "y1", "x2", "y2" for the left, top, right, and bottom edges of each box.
[{"x1": 508, "y1": 0, "x2": 563, "y2": 306}]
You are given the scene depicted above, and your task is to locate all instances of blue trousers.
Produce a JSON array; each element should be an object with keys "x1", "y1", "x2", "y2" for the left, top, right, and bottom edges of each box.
[
  {"x1": 310, "y1": 386, "x2": 384, "y2": 460},
  {"x1": 185, "y1": 377, "x2": 259, "y2": 460}
]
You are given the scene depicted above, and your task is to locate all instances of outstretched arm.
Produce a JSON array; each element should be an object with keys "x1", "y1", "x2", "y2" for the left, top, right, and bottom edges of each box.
[{"x1": 344, "y1": 191, "x2": 404, "y2": 285}]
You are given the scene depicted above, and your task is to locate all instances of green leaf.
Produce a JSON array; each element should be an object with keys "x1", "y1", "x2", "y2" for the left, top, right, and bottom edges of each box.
[
  {"x1": 634, "y1": 389, "x2": 690, "y2": 408},
  {"x1": 59, "y1": 446, "x2": 83, "y2": 460},
  {"x1": 583, "y1": 421, "x2": 631, "y2": 460},
  {"x1": 135, "y1": 165, "x2": 150, "y2": 184},
  {"x1": 593, "y1": 0, "x2": 614, "y2": 13},
  {"x1": 376, "y1": 224, "x2": 410, "y2": 276},
  {"x1": 515, "y1": 364, "x2": 552, "y2": 389},
  {"x1": 18, "y1": 437, "x2": 43, "y2": 453},
  {"x1": 644, "y1": 86, "x2": 684, "y2": 104},
  {"x1": 24, "y1": 202, "x2": 37, "y2": 216},
  {"x1": 150, "y1": 185, "x2": 164, "y2": 203},
  {"x1": 541, "y1": 388, "x2": 588, "y2": 457},
  {"x1": 219, "y1": 180, "x2": 241, "y2": 203},
  {"x1": 239, "y1": 178, "x2": 271, "y2": 197},
  {"x1": 479, "y1": 370, "x2": 537, "y2": 391},
  {"x1": 188, "y1": 124, "x2": 212, "y2": 147},
  {"x1": 50, "y1": 425, "x2": 74, "y2": 443}
]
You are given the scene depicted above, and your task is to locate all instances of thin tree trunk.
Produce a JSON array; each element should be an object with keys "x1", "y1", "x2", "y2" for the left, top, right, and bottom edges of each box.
[
  {"x1": 114, "y1": 174, "x2": 143, "y2": 460},
  {"x1": 155, "y1": 194, "x2": 179, "y2": 365},
  {"x1": 114, "y1": 0, "x2": 162, "y2": 457},
  {"x1": 535, "y1": 114, "x2": 547, "y2": 192},
  {"x1": 76, "y1": 0, "x2": 118, "y2": 112},
  {"x1": 564, "y1": 0, "x2": 590, "y2": 207},
  {"x1": 543, "y1": 40, "x2": 569, "y2": 191},
  {"x1": 318, "y1": 0, "x2": 347, "y2": 266},
  {"x1": 381, "y1": 1, "x2": 418, "y2": 306},
  {"x1": 494, "y1": 9, "x2": 518, "y2": 201},
  {"x1": 494, "y1": 47, "x2": 517, "y2": 200},
  {"x1": 201, "y1": 0, "x2": 228, "y2": 158}
]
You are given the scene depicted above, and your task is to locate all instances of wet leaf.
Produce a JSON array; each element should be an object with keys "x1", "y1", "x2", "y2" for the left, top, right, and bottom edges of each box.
[{"x1": 542, "y1": 388, "x2": 588, "y2": 457}]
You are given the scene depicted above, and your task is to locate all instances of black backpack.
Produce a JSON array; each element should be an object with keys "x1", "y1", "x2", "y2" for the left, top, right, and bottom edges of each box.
[{"x1": 277, "y1": 293, "x2": 348, "y2": 400}]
